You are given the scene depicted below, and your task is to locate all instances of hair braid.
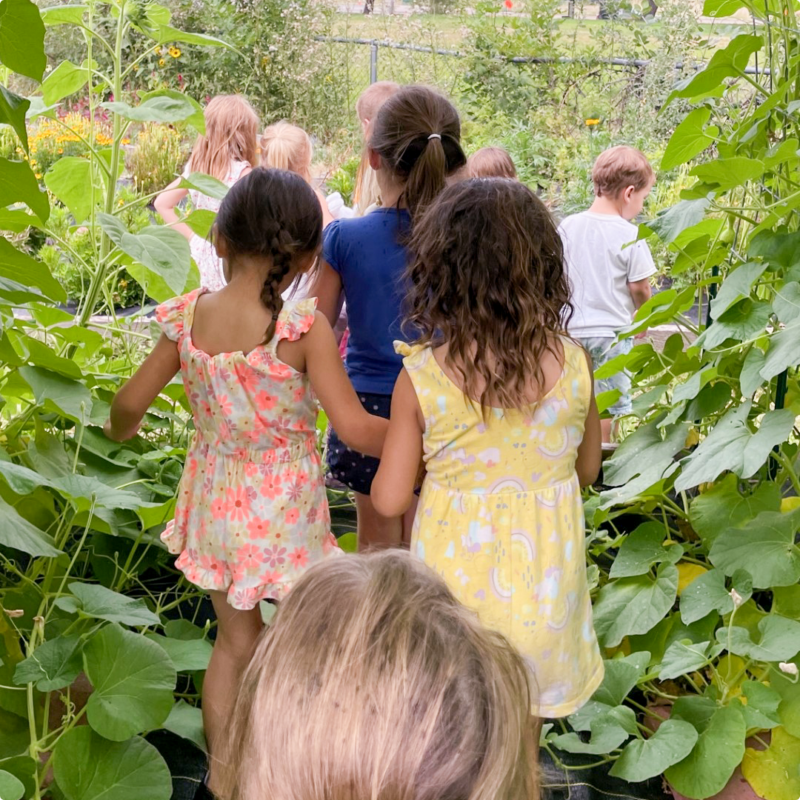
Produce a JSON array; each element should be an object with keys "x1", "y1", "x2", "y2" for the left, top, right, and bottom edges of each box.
[{"x1": 261, "y1": 224, "x2": 296, "y2": 342}]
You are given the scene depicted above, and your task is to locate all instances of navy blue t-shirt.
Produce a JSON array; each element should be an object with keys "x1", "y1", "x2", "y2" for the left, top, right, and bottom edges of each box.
[{"x1": 323, "y1": 208, "x2": 411, "y2": 395}]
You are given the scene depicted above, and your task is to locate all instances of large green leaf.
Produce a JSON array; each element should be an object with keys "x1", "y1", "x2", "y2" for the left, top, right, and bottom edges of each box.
[
  {"x1": 709, "y1": 509, "x2": 800, "y2": 589},
  {"x1": 40, "y1": 4, "x2": 86, "y2": 25},
  {"x1": 709, "y1": 262, "x2": 767, "y2": 319},
  {"x1": 722, "y1": 615, "x2": 800, "y2": 662},
  {"x1": 609, "y1": 522, "x2": 681, "y2": 578},
  {"x1": 55, "y1": 582, "x2": 159, "y2": 627},
  {"x1": 53, "y1": 727, "x2": 171, "y2": 800},
  {"x1": 179, "y1": 172, "x2": 230, "y2": 201},
  {"x1": 591, "y1": 652, "x2": 651, "y2": 708},
  {"x1": 593, "y1": 563, "x2": 679, "y2": 648},
  {"x1": 145, "y1": 633, "x2": 213, "y2": 672},
  {"x1": 0, "y1": 0, "x2": 45, "y2": 80},
  {"x1": 140, "y1": 88, "x2": 204, "y2": 134},
  {"x1": 550, "y1": 707, "x2": 636, "y2": 755},
  {"x1": 680, "y1": 569, "x2": 744, "y2": 625},
  {"x1": 660, "y1": 640, "x2": 715, "y2": 680},
  {"x1": 761, "y1": 320, "x2": 800, "y2": 381},
  {"x1": 661, "y1": 107, "x2": 716, "y2": 171},
  {"x1": 0, "y1": 495, "x2": 61, "y2": 557},
  {"x1": 0, "y1": 86, "x2": 29, "y2": 151},
  {"x1": 41, "y1": 59, "x2": 94, "y2": 105},
  {"x1": 149, "y1": 24, "x2": 229, "y2": 48},
  {"x1": 0, "y1": 157, "x2": 49, "y2": 221},
  {"x1": 742, "y1": 727, "x2": 800, "y2": 800},
  {"x1": 610, "y1": 719, "x2": 698, "y2": 782},
  {"x1": 0, "y1": 770, "x2": 24, "y2": 800},
  {"x1": 102, "y1": 95, "x2": 198, "y2": 124},
  {"x1": 675, "y1": 403, "x2": 795, "y2": 491},
  {"x1": 13, "y1": 635, "x2": 82, "y2": 691},
  {"x1": 98, "y1": 214, "x2": 192, "y2": 296},
  {"x1": 688, "y1": 473, "x2": 780, "y2": 546},
  {"x1": 44, "y1": 156, "x2": 98, "y2": 225},
  {"x1": 694, "y1": 299, "x2": 771, "y2": 350},
  {"x1": 750, "y1": 229, "x2": 800, "y2": 272},
  {"x1": 19, "y1": 365, "x2": 92, "y2": 421},
  {"x1": 164, "y1": 700, "x2": 206, "y2": 751},
  {"x1": 670, "y1": 34, "x2": 763, "y2": 102},
  {"x1": 83, "y1": 624, "x2": 176, "y2": 741},
  {"x1": 666, "y1": 704, "x2": 747, "y2": 799},
  {"x1": 641, "y1": 197, "x2": 710, "y2": 245},
  {"x1": 126, "y1": 259, "x2": 200, "y2": 304},
  {"x1": 0, "y1": 239, "x2": 64, "y2": 301},
  {"x1": 740, "y1": 346, "x2": 767, "y2": 396},
  {"x1": 691, "y1": 157, "x2": 765, "y2": 192},
  {"x1": 740, "y1": 681, "x2": 782, "y2": 730},
  {"x1": 773, "y1": 282, "x2": 800, "y2": 325},
  {"x1": 49, "y1": 474, "x2": 143, "y2": 513}
]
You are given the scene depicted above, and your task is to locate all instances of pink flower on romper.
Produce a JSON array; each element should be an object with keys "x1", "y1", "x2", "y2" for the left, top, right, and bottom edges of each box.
[
  {"x1": 211, "y1": 496, "x2": 228, "y2": 520},
  {"x1": 226, "y1": 487, "x2": 253, "y2": 522},
  {"x1": 238, "y1": 367, "x2": 262, "y2": 393},
  {"x1": 288, "y1": 546, "x2": 309, "y2": 568},
  {"x1": 217, "y1": 394, "x2": 233, "y2": 416},
  {"x1": 247, "y1": 517, "x2": 271, "y2": 539},
  {"x1": 237, "y1": 543, "x2": 264, "y2": 570},
  {"x1": 254, "y1": 390, "x2": 277, "y2": 411},
  {"x1": 260, "y1": 473, "x2": 282, "y2": 499},
  {"x1": 285, "y1": 508, "x2": 300, "y2": 525},
  {"x1": 264, "y1": 545, "x2": 287, "y2": 568},
  {"x1": 293, "y1": 386, "x2": 307, "y2": 402}
]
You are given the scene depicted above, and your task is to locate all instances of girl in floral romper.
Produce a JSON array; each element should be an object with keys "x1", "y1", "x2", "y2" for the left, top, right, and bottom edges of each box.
[{"x1": 105, "y1": 168, "x2": 387, "y2": 791}]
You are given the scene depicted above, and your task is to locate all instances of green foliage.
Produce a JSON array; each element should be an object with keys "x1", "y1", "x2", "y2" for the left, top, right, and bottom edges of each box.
[{"x1": 125, "y1": 122, "x2": 189, "y2": 196}]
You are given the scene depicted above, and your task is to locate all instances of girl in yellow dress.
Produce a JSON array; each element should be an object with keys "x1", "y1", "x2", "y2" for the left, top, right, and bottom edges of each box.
[{"x1": 372, "y1": 178, "x2": 604, "y2": 719}]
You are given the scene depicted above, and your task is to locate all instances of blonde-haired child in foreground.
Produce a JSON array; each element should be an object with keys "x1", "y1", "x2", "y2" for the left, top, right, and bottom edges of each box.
[
  {"x1": 155, "y1": 94, "x2": 259, "y2": 290},
  {"x1": 219, "y1": 550, "x2": 539, "y2": 800}
]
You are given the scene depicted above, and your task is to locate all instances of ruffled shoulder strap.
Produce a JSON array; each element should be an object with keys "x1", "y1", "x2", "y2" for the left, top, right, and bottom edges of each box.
[
  {"x1": 155, "y1": 289, "x2": 204, "y2": 343},
  {"x1": 273, "y1": 298, "x2": 318, "y2": 344},
  {"x1": 393, "y1": 341, "x2": 432, "y2": 373}
]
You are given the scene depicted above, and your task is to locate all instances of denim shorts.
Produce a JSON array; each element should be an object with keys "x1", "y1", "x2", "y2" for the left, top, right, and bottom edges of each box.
[
  {"x1": 577, "y1": 336, "x2": 633, "y2": 417},
  {"x1": 326, "y1": 391, "x2": 391, "y2": 495}
]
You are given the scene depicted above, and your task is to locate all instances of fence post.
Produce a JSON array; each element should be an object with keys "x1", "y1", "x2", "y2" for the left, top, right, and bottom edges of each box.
[{"x1": 370, "y1": 43, "x2": 378, "y2": 83}]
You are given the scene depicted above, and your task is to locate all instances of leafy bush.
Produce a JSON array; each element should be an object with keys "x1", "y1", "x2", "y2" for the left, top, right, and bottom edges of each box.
[{"x1": 126, "y1": 122, "x2": 189, "y2": 196}]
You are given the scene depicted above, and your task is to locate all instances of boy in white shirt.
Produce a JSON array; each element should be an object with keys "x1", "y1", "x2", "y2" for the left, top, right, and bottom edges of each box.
[{"x1": 559, "y1": 145, "x2": 657, "y2": 442}]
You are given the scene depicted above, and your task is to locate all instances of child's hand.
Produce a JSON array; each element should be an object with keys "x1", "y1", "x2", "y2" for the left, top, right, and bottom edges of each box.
[{"x1": 103, "y1": 418, "x2": 140, "y2": 442}]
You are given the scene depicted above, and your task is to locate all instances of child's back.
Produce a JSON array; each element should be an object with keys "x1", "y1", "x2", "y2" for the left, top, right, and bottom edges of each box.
[{"x1": 373, "y1": 178, "x2": 604, "y2": 718}]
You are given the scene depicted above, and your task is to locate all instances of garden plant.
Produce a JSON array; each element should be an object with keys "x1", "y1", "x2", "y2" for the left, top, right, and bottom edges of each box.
[{"x1": 0, "y1": 0, "x2": 800, "y2": 797}]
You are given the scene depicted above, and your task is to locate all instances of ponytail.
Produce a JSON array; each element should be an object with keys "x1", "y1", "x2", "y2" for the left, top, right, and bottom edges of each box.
[{"x1": 369, "y1": 86, "x2": 465, "y2": 222}]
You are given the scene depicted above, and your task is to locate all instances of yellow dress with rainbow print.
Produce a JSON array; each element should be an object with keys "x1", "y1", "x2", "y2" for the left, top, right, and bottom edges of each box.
[{"x1": 397, "y1": 339, "x2": 604, "y2": 718}]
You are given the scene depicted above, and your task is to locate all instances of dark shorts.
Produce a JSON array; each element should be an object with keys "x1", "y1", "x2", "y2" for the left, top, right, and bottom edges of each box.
[{"x1": 327, "y1": 391, "x2": 391, "y2": 495}]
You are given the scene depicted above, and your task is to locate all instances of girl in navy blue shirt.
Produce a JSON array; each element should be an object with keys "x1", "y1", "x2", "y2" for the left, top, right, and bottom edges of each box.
[{"x1": 312, "y1": 85, "x2": 466, "y2": 550}]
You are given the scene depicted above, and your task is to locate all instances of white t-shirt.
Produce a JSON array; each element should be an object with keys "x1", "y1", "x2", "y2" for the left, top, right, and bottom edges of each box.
[{"x1": 558, "y1": 211, "x2": 656, "y2": 338}]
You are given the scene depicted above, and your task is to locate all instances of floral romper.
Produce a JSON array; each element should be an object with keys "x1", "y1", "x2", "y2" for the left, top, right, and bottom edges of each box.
[
  {"x1": 157, "y1": 289, "x2": 339, "y2": 610},
  {"x1": 397, "y1": 339, "x2": 604, "y2": 718}
]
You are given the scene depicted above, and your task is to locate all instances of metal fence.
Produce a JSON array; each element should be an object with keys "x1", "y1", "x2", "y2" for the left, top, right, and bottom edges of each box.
[{"x1": 316, "y1": 34, "x2": 766, "y2": 85}]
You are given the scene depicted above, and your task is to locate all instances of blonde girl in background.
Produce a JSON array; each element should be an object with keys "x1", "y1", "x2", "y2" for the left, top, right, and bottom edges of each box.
[
  {"x1": 260, "y1": 121, "x2": 334, "y2": 228},
  {"x1": 372, "y1": 178, "x2": 604, "y2": 719},
  {"x1": 353, "y1": 81, "x2": 400, "y2": 214},
  {"x1": 106, "y1": 168, "x2": 388, "y2": 793},
  {"x1": 155, "y1": 94, "x2": 259, "y2": 291},
  {"x1": 220, "y1": 550, "x2": 539, "y2": 800}
]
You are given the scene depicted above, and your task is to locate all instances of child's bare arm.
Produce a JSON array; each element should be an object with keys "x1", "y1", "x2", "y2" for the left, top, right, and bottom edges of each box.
[
  {"x1": 154, "y1": 178, "x2": 193, "y2": 242},
  {"x1": 303, "y1": 312, "x2": 387, "y2": 457},
  {"x1": 627, "y1": 277, "x2": 652, "y2": 310},
  {"x1": 576, "y1": 353, "x2": 602, "y2": 487},
  {"x1": 309, "y1": 261, "x2": 344, "y2": 327},
  {"x1": 372, "y1": 371, "x2": 424, "y2": 518},
  {"x1": 105, "y1": 334, "x2": 181, "y2": 441}
]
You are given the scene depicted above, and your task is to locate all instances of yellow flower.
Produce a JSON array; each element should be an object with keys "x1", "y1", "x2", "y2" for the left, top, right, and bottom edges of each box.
[
  {"x1": 159, "y1": 58, "x2": 165, "y2": 67},
  {"x1": 585, "y1": 118, "x2": 601, "y2": 126},
  {"x1": 118, "y1": 199, "x2": 124, "y2": 207},
  {"x1": 35, "y1": 173, "x2": 42, "y2": 179},
  {"x1": 155, "y1": 45, "x2": 162, "y2": 55},
  {"x1": 169, "y1": 46, "x2": 181, "y2": 58},
  {"x1": 57, "y1": 148, "x2": 63, "y2": 154},
  {"x1": 29, "y1": 159, "x2": 36, "y2": 165}
]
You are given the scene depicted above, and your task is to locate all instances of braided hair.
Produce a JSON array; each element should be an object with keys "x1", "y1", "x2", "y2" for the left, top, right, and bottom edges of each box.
[{"x1": 215, "y1": 167, "x2": 323, "y2": 341}]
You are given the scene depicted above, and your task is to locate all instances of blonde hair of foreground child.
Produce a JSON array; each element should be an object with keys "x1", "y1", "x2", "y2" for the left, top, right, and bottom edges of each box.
[{"x1": 219, "y1": 551, "x2": 539, "y2": 800}]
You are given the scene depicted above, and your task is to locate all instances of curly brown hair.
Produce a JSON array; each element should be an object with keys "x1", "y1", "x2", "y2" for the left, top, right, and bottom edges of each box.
[{"x1": 405, "y1": 178, "x2": 572, "y2": 416}]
